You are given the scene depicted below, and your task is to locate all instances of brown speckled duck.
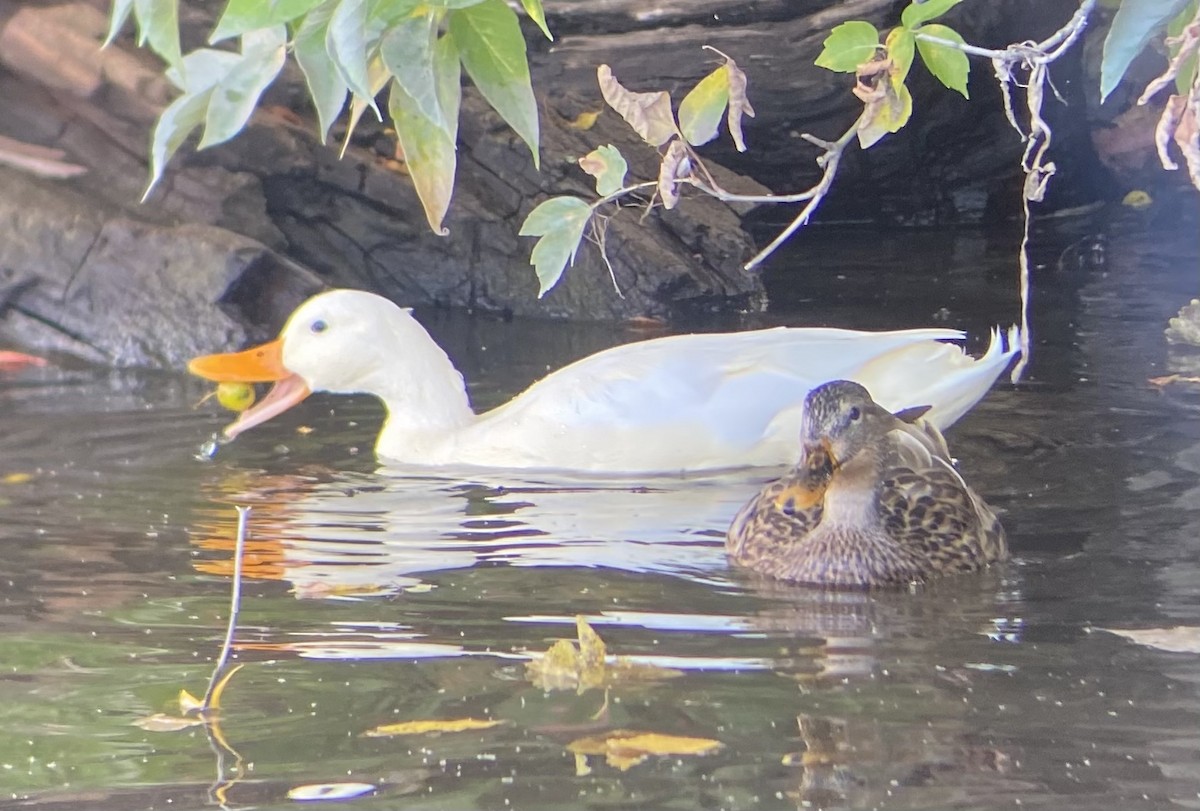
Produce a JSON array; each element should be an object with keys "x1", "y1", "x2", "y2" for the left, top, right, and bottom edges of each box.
[{"x1": 726, "y1": 380, "x2": 1007, "y2": 588}]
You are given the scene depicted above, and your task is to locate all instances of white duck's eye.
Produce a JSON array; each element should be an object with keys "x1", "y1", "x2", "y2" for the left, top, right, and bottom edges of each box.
[
  {"x1": 848, "y1": 406, "x2": 862, "y2": 422},
  {"x1": 311, "y1": 319, "x2": 328, "y2": 334}
]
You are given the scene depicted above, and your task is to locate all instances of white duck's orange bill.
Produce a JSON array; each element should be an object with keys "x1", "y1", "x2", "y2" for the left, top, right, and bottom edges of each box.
[
  {"x1": 188, "y1": 339, "x2": 312, "y2": 438},
  {"x1": 188, "y1": 339, "x2": 289, "y2": 382}
]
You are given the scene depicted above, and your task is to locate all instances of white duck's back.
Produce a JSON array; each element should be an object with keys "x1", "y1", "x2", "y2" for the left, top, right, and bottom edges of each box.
[{"x1": 418, "y1": 325, "x2": 1014, "y2": 473}]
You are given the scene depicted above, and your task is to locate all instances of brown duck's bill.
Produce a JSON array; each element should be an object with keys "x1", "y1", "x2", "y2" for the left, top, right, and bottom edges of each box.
[{"x1": 188, "y1": 339, "x2": 312, "y2": 439}]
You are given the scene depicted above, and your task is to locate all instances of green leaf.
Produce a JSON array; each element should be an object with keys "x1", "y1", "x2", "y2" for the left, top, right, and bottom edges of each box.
[
  {"x1": 886, "y1": 27, "x2": 916, "y2": 81},
  {"x1": 518, "y1": 196, "x2": 591, "y2": 297},
  {"x1": 340, "y1": 56, "x2": 391, "y2": 154},
  {"x1": 428, "y1": 0, "x2": 487, "y2": 6},
  {"x1": 519, "y1": 0, "x2": 552, "y2": 40},
  {"x1": 1169, "y1": 0, "x2": 1199, "y2": 94},
  {"x1": 433, "y1": 34, "x2": 462, "y2": 133},
  {"x1": 678, "y1": 66, "x2": 730, "y2": 147},
  {"x1": 449, "y1": 0, "x2": 539, "y2": 167},
  {"x1": 389, "y1": 77, "x2": 458, "y2": 234},
  {"x1": 1101, "y1": 0, "x2": 1191, "y2": 101},
  {"x1": 578, "y1": 145, "x2": 627, "y2": 197},
  {"x1": 327, "y1": 0, "x2": 380, "y2": 119},
  {"x1": 199, "y1": 26, "x2": 289, "y2": 149},
  {"x1": 133, "y1": 0, "x2": 182, "y2": 67},
  {"x1": 210, "y1": 0, "x2": 325, "y2": 43},
  {"x1": 900, "y1": 0, "x2": 964, "y2": 28},
  {"x1": 381, "y1": 15, "x2": 448, "y2": 135},
  {"x1": 1176, "y1": 50, "x2": 1199, "y2": 94},
  {"x1": 294, "y1": 2, "x2": 349, "y2": 142},
  {"x1": 814, "y1": 21, "x2": 881, "y2": 73},
  {"x1": 915, "y1": 24, "x2": 969, "y2": 97},
  {"x1": 104, "y1": 0, "x2": 135, "y2": 47},
  {"x1": 145, "y1": 49, "x2": 241, "y2": 197}
]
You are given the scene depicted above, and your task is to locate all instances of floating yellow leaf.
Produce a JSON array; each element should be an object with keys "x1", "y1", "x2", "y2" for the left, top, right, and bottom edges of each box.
[
  {"x1": 1122, "y1": 189, "x2": 1153, "y2": 208},
  {"x1": 362, "y1": 718, "x2": 504, "y2": 737},
  {"x1": 133, "y1": 713, "x2": 205, "y2": 732},
  {"x1": 526, "y1": 616, "x2": 682, "y2": 693},
  {"x1": 2, "y1": 473, "x2": 33, "y2": 484},
  {"x1": 178, "y1": 689, "x2": 204, "y2": 714},
  {"x1": 568, "y1": 729, "x2": 723, "y2": 771},
  {"x1": 295, "y1": 425, "x2": 315, "y2": 435},
  {"x1": 568, "y1": 110, "x2": 601, "y2": 130}
]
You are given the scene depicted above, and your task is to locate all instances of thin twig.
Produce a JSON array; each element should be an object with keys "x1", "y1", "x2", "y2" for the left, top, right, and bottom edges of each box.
[
  {"x1": 742, "y1": 120, "x2": 861, "y2": 271},
  {"x1": 203, "y1": 505, "x2": 250, "y2": 711}
]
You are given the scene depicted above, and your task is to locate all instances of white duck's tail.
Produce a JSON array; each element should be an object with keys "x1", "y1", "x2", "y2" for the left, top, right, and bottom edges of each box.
[{"x1": 854, "y1": 325, "x2": 1021, "y2": 431}]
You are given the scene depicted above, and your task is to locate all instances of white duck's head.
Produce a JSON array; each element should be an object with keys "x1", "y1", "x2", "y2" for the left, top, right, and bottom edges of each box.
[{"x1": 189, "y1": 289, "x2": 468, "y2": 440}]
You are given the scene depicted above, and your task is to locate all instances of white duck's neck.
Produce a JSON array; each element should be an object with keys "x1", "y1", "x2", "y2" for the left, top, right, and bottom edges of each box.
[{"x1": 359, "y1": 317, "x2": 477, "y2": 457}]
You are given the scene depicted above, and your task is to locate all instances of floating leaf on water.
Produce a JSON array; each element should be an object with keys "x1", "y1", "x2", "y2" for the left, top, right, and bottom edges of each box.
[
  {"x1": 1098, "y1": 625, "x2": 1200, "y2": 653},
  {"x1": 567, "y1": 729, "x2": 723, "y2": 771},
  {"x1": 133, "y1": 713, "x2": 205, "y2": 732},
  {"x1": 287, "y1": 782, "x2": 377, "y2": 801},
  {"x1": 525, "y1": 616, "x2": 682, "y2": 693},
  {"x1": 362, "y1": 717, "x2": 504, "y2": 737},
  {"x1": 178, "y1": 688, "x2": 204, "y2": 714},
  {"x1": 2, "y1": 473, "x2": 34, "y2": 485}
]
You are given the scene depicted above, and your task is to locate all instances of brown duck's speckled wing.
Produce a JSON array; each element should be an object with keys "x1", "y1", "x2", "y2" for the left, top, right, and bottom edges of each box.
[
  {"x1": 726, "y1": 466, "x2": 826, "y2": 568},
  {"x1": 879, "y1": 448, "x2": 1008, "y2": 575}
]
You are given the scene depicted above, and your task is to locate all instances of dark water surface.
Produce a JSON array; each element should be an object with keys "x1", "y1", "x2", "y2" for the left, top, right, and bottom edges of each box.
[{"x1": 2, "y1": 213, "x2": 1199, "y2": 810}]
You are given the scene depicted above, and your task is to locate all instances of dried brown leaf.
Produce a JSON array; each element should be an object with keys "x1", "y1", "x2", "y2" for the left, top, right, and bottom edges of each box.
[
  {"x1": 597, "y1": 64, "x2": 677, "y2": 147},
  {"x1": 657, "y1": 139, "x2": 691, "y2": 210},
  {"x1": 725, "y1": 57, "x2": 755, "y2": 152},
  {"x1": 1155, "y1": 95, "x2": 1187, "y2": 171}
]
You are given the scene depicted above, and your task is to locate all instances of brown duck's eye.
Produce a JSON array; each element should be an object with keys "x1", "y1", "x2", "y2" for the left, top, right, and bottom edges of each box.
[
  {"x1": 848, "y1": 406, "x2": 862, "y2": 422},
  {"x1": 311, "y1": 319, "x2": 328, "y2": 334}
]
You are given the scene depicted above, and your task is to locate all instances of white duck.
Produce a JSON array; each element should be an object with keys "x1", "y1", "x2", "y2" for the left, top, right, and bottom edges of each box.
[{"x1": 188, "y1": 289, "x2": 1018, "y2": 474}]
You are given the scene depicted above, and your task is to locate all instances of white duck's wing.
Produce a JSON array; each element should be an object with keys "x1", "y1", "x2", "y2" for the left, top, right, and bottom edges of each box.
[
  {"x1": 855, "y1": 325, "x2": 1020, "y2": 429},
  {"x1": 453, "y1": 326, "x2": 1008, "y2": 473}
]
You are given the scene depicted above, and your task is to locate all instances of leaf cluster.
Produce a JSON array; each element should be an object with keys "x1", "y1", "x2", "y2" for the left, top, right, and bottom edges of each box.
[
  {"x1": 108, "y1": 0, "x2": 551, "y2": 232},
  {"x1": 813, "y1": 0, "x2": 969, "y2": 148},
  {"x1": 520, "y1": 51, "x2": 754, "y2": 296}
]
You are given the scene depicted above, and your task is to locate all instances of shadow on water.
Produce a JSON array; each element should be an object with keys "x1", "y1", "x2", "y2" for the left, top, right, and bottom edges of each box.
[{"x1": 1, "y1": 207, "x2": 1199, "y2": 810}]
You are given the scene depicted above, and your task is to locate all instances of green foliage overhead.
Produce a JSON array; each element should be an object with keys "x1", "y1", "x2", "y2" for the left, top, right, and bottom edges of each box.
[
  {"x1": 1100, "y1": 0, "x2": 1192, "y2": 101},
  {"x1": 448, "y1": 0, "x2": 540, "y2": 167},
  {"x1": 110, "y1": 0, "x2": 551, "y2": 230}
]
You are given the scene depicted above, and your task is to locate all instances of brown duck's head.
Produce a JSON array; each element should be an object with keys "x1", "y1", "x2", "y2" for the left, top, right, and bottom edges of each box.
[{"x1": 800, "y1": 380, "x2": 929, "y2": 469}]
